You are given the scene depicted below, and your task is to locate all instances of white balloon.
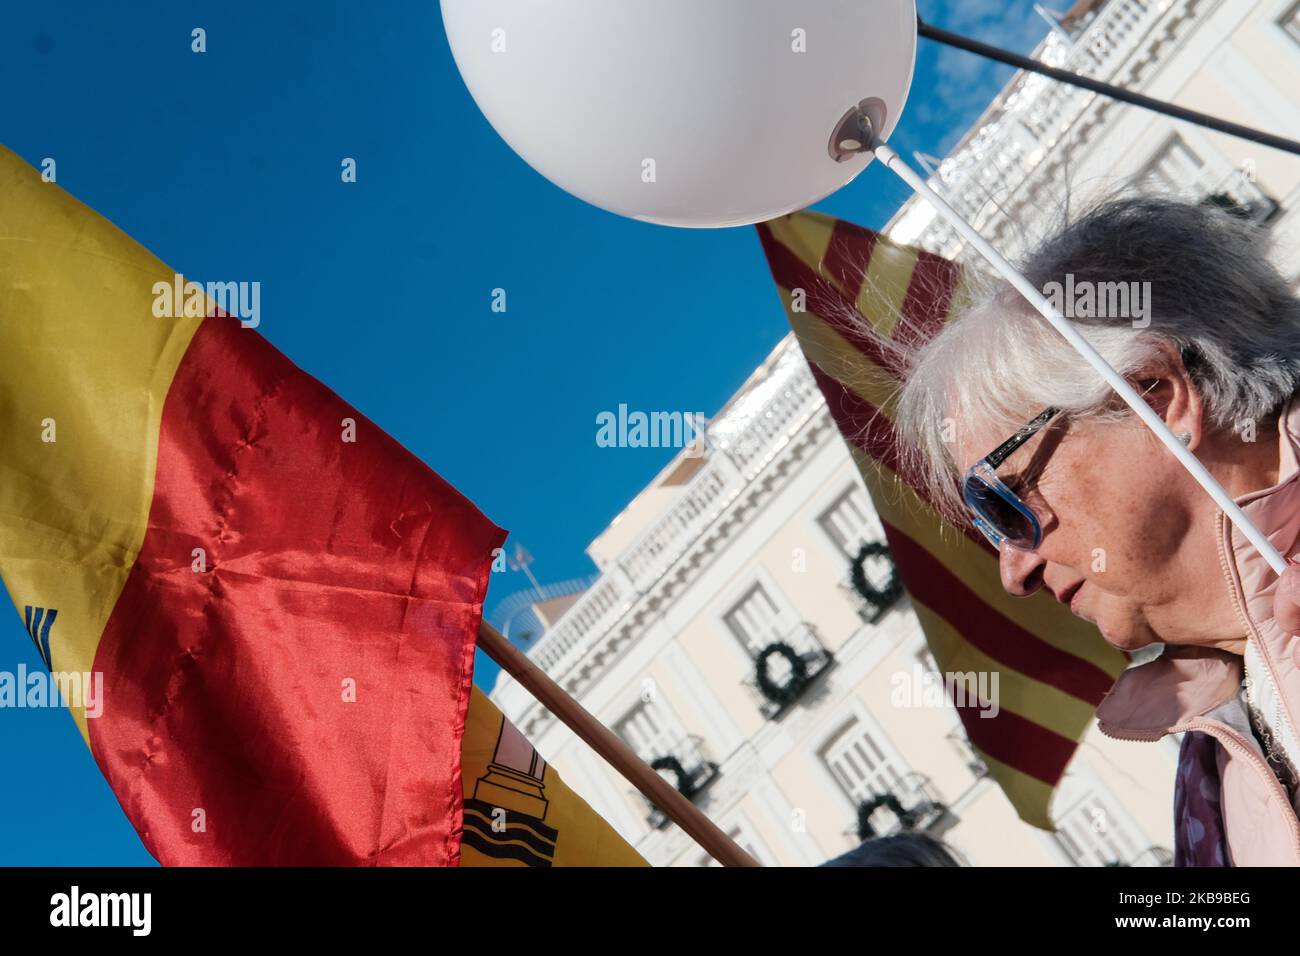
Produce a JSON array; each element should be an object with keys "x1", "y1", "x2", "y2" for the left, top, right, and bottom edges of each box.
[{"x1": 441, "y1": 0, "x2": 917, "y2": 228}]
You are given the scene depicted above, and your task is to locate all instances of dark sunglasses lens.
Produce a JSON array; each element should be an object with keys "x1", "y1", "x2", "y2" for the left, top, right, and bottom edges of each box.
[{"x1": 963, "y1": 477, "x2": 1035, "y2": 546}]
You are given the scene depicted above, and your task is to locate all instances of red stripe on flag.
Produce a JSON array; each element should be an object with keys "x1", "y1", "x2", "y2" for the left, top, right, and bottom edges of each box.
[
  {"x1": 755, "y1": 223, "x2": 907, "y2": 378},
  {"x1": 949, "y1": 697, "x2": 1078, "y2": 786},
  {"x1": 895, "y1": 249, "x2": 962, "y2": 353},
  {"x1": 879, "y1": 519, "x2": 1118, "y2": 705},
  {"x1": 823, "y1": 217, "x2": 878, "y2": 303},
  {"x1": 89, "y1": 316, "x2": 506, "y2": 866},
  {"x1": 805, "y1": 362, "x2": 913, "y2": 481}
]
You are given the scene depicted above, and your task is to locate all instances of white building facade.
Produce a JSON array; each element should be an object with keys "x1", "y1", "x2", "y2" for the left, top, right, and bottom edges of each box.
[{"x1": 491, "y1": 0, "x2": 1300, "y2": 866}]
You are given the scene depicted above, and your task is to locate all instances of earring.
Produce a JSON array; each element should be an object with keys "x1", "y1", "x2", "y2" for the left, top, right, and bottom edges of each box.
[{"x1": 1177, "y1": 432, "x2": 1192, "y2": 446}]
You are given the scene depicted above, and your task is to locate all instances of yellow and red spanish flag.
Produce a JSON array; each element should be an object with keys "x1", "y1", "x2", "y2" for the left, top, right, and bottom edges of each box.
[
  {"x1": 0, "y1": 145, "x2": 643, "y2": 866},
  {"x1": 756, "y1": 211, "x2": 1129, "y2": 829}
]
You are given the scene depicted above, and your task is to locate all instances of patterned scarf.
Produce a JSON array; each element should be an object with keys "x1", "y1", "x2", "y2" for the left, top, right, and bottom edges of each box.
[{"x1": 1173, "y1": 730, "x2": 1230, "y2": 866}]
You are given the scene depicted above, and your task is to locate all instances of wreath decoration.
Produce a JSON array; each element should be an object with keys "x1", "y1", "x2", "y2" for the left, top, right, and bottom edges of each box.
[
  {"x1": 850, "y1": 540, "x2": 903, "y2": 615},
  {"x1": 856, "y1": 793, "x2": 914, "y2": 841},
  {"x1": 650, "y1": 755, "x2": 695, "y2": 798},
  {"x1": 754, "y1": 641, "x2": 810, "y2": 707}
]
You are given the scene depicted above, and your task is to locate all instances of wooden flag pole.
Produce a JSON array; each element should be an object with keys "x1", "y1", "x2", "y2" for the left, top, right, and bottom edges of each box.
[{"x1": 477, "y1": 620, "x2": 760, "y2": 867}]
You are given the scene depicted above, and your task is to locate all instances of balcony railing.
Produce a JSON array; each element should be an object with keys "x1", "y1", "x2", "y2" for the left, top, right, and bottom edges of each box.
[
  {"x1": 637, "y1": 735, "x2": 721, "y2": 830},
  {"x1": 741, "y1": 622, "x2": 835, "y2": 720},
  {"x1": 853, "y1": 772, "x2": 951, "y2": 841},
  {"x1": 890, "y1": 0, "x2": 1188, "y2": 258},
  {"x1": 838, "y1": 543, "x2": 906, "y2": 624},
  {"x1": 1198, "y1": 167, "x2": 1281, "y2": 225}
]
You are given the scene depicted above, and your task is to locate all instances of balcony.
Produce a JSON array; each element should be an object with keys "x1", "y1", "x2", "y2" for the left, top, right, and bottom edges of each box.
[
  {"x1": 1199, "y1": 167, "x2": 1281, "y2": 226},
  {"x1": 838, "y1": 539, "x2": 906, "y2": 624},
  {"x1": 741, "y1": 622, "x2": 836, "y2": 721},
  {"x1": 853, "y1": 772, "x2": 952, "y2": 842},
  {"x1": 637, "y1": 735, "x2": 721, "y2": 830}
]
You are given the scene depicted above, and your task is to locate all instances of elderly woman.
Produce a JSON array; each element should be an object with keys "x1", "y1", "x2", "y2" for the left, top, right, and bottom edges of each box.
[{"x1": 895, "y1": 195, "x2": 1300, "y2": 866}]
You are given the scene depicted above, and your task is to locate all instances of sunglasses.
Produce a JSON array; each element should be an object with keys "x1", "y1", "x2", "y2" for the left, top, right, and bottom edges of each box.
[{"x1": 962, "y1": 406, "x2": 1062, "y2": 551}]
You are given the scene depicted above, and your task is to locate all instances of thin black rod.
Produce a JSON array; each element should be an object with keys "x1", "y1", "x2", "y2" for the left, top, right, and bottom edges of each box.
[{"x1": 917, "y1": 16, "x2": 1300, "y2": 157}]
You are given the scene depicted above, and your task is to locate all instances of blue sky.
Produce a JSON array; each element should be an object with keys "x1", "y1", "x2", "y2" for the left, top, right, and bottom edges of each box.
[{"x1": 0, "y1": 0, "x2": 1048, "y2": 864}]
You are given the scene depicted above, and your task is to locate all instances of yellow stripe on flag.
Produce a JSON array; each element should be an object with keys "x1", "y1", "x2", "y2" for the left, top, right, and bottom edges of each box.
[
  {"x1": 765, "y1": 210, "x2": 839, "y2": 293},
  {"x1": 909, "y1": 603, "x2": 1100, "y2": 745},
  {"x1": 788, "y1": 309, "x2": 900, "y2": 416},
  {"x1": 0, "y1": 146, "x2": 203, "y2": 740},
  {"x1": 858, "y1": 237, "x2": 918, "y2": 340},
  {"x1": 972, "y1": 752, "x2": 1059, "y2": 831}
]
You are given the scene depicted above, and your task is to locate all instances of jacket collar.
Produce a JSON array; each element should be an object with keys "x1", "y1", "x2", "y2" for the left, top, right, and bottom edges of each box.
[{"x1": 1096, "y1": 396, "x2": 1300, "y2": 741}]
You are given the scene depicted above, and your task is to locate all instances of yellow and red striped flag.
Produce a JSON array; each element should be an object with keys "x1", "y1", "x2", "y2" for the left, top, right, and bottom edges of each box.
[
  {"x1": 0, "y1": 144, "x2": 643, "y2": 866},
  {"x1": 756, "y1": 210, "x2": 1129, "y2": 828}
]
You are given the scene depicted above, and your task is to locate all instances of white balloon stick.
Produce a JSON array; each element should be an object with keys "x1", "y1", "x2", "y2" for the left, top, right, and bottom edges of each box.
[{"x1": 868, "y1": 134, "x2": 1289, "y2": 576}]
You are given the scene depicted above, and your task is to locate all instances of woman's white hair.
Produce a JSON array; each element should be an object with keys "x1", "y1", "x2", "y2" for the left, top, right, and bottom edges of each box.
[{"x1": 874, "y1": 193, "x2": 1300, "y2": 524}]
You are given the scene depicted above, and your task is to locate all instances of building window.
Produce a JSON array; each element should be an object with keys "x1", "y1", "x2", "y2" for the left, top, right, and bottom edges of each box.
[
  {"x1": 821, "y1": 716, "x2": 908, "y2": 805},
  {"x1": 818, "y1": 484, "x2": 881, "y2": 556},
  {"x1": 617, "y1": 696, "x2": 720, "y2": 827},
  {"x1": 723, "y1": 583, "x2": 789, "y2": 658},
  {"x1": 1282, "y1": 1, "x2": 1300, "y2": 45},
  {"x1": 615, "y1": 698, "x2": 682, "y2": 762},
  {"x1": 1135, "y1": 135, "x2": 1279, "y2": 224},
  {"x1": 726, "y1": 581, "x2": 834, "y2": 716},
  {"x1": 821, "y1": 484, "x2": 901, "y2": 621},
  {"x1": 1052, "y1": 781, "x2": 1146, "y2": 867},
  {"x1": 1135, "y1": 134, "x2": 1205, "y2": 197}
]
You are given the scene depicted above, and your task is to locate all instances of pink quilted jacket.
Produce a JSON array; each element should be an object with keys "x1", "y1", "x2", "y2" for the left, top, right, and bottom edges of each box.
[{"x1": 1095, "y1": 397, "x2": 1300, "y2": 865}]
